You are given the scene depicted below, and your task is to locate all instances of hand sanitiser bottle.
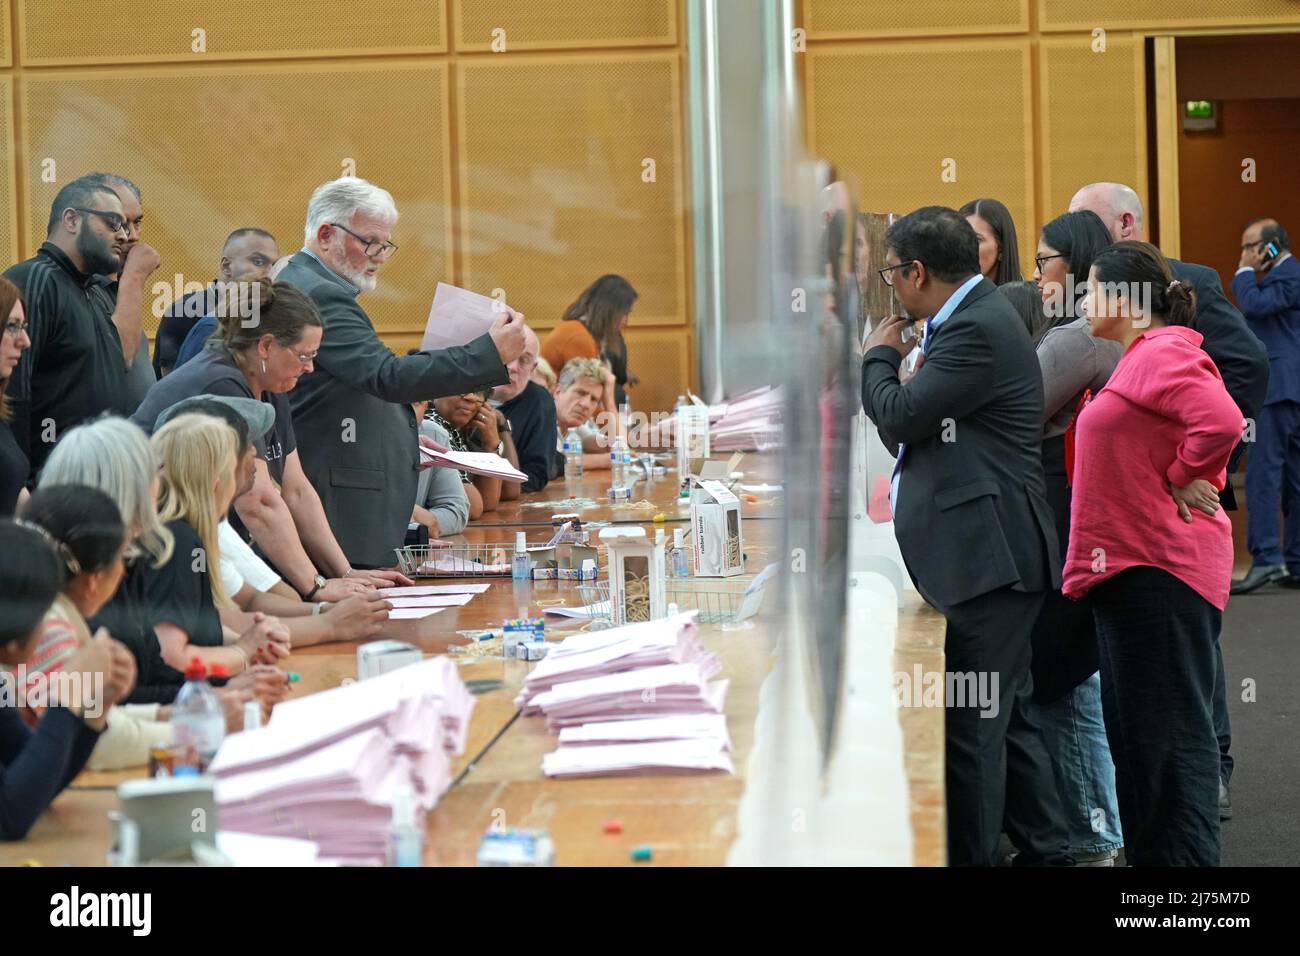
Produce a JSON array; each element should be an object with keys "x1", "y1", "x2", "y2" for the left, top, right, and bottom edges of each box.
[
  {"x1": 388, "y1": 785, "x2": 423, "y2": 867},
  {"x1": 671, "y1": 528, "x2": 689, "y2": 578},
  {"x1": 512, "y1": 531, "x2": 531, "y2": 580}
]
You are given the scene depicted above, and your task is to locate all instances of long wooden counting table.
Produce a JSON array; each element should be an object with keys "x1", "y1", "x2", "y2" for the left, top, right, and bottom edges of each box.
[{"x1": 0, "y1": 454, "x2": 945, "y2": 866}]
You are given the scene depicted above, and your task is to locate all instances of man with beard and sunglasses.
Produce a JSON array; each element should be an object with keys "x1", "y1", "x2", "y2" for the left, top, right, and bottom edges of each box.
[{"x1": 3, "y1": 176, "x2": 141, "y2": 480}]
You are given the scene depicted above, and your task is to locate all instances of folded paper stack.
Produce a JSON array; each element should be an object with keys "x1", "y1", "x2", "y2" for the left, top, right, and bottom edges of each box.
[
  {"x1": 515, "y1": 612, "x2": 733, "y2": 778},
  {"x1": 210, "y1": 657, "x2": 473, "y2": 866}
]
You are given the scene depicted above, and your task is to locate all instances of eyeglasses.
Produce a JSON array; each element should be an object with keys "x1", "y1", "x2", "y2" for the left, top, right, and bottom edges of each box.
[
  {"x1": 329, "y1": 222, "x2": 398, "y2": 258},
  {"x1": 2, "y1": 319, "x2": 29, "y2": 338},
  {"x1": 279, "y1": 343, "x2": 318, "y2": 366},
  {"x1": 71, "y1": 207, "x2": 129, "y2": 235},
  {"x1": 877, "y1": 260, "x2": 916, "y2": 287},
  {"x1": 1035, "y1": 253, "x2": 1066, "y2": 273}
]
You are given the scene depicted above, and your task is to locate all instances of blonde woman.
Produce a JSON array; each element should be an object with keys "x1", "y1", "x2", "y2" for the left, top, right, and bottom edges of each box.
[{"x1": 149, "y1": 413, "x2": 290, "y2": 676}]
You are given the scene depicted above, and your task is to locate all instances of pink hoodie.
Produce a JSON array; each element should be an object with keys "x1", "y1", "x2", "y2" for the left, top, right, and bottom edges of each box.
[{"x1": 1062, "y1": 326, "x2": 1243, "y2": 611}]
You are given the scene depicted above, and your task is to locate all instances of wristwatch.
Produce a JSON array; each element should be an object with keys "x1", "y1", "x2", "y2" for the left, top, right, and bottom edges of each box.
[{"x1": 304, "y1": 573, "x2": 326, "y2": 601}]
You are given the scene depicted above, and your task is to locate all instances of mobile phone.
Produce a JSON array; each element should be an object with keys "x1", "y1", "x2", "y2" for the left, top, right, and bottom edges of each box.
[
  {"x1": 1261, "y1": 240, "x2": 1280, "y2": 266},
  {"x1": 900, "y1": 323, "x2": 917, "y2": 343}
]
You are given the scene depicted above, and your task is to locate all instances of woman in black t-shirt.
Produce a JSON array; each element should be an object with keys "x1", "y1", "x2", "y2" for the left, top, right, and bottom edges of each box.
[
  {"x1": 148, "y1": 412, "x2": 290, "y2": 676},
  {"x1": 0, "y1": 278, "x2": 33, "y2": 516},
  {"x1": 128, "y1": 278, "x2": 400, "y2": 599}
]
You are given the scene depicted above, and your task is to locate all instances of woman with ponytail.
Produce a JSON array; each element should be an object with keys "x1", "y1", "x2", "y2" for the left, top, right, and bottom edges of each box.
[
  {"x1": 131, "y1": 279, "x2": 405, "y2": 599},
  {"x1": 0, "y1": 519, "x2": 136, "y2": 838},
  {"x1": 16, "y1": 484, "x2": 177, "y2": 770},
  {"x1": 1064, "y1": 240, "x2": 1242, "y2": 866}
]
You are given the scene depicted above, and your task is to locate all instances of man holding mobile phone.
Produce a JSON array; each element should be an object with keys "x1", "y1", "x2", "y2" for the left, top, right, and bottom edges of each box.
[{"x1": 1231, "y1": 218, "x2": 1300, "y2": 595}]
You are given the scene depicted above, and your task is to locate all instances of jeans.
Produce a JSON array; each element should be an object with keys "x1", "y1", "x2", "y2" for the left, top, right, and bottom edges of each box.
[
  {"x1": 1036, "y1": 672, "x2": 1123, "y2": 855},
  {"x1": 1092, "y1": 566, "x2": 1222, "y2": 866}
]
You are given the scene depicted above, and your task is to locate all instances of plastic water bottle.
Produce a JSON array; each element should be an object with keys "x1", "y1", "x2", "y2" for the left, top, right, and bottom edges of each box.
[
  {"x1": 609, "y1": 436, "x2": 628, "y2": 498},
  {"x1": 171, "y1": 657, "x2": 225, "y2": 771},
  {"x1": 564, "y1": 429, "x2": 583, "y2": 481}
]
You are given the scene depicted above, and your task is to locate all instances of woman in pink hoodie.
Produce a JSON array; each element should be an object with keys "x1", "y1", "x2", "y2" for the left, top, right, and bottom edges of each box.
[{"x1": 1064, "y1": 241, "x2": 1242, "y2": 866}]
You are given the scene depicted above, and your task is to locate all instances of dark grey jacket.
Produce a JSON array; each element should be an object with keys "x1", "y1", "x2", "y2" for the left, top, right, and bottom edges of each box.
[
  {"x1": 279, "y1": 252, "x2": 507, "y2": 567},
  {"x1": 861, "y1": 278, "x2": 1059, "y2": 609}
]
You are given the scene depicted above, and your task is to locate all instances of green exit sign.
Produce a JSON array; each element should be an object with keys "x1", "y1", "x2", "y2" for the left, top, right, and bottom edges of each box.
[{"x1": 1185, "y1": 100, "x2": 1214, "y2": 119}]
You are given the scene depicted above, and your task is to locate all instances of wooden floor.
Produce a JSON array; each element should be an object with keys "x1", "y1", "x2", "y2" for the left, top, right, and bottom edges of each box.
[{"x1": 0, "y1": 456, "x2": 945, "y2": 867}]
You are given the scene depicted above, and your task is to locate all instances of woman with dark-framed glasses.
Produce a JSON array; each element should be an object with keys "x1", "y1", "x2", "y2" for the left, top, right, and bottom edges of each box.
[{"x1": 0, "y1": 278, "x2": 32, "y2": 517}]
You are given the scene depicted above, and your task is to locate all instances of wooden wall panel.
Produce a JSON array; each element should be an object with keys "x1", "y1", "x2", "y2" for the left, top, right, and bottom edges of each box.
[
  {"x1": 0, "y1": 0, "x2": 11, "y2": 68},
  {"x1": 806, "y1": 40, "x2": 1035, "y2": 274},
  {"x1": 0, "y1": 76, "x2": 14, "y2": 268},
  {"x1": 1040, "y1": 0, "x2": 1300, "y2": 32},
  {"x1": 453, "y1": 0, "x2": 676, "y2": 52},
  {"x1": 17, "y1": 0, "x2": 445, "y2": 65},
  {"x1": 19, "y1": 62, "x2": 451, "y2": 335},
  {"x1": 456, "y1": 52, "x2": 687, "y2": 331},
  {"x1": 804, "y1": 0, "x2": 1027, "y2": 39},
  {"x1": 1039, "y1": 34, "x2": 1147, "y2": 233},
  {"x1": 624, "y1": 327, "x2": 692, "y2": 415}
]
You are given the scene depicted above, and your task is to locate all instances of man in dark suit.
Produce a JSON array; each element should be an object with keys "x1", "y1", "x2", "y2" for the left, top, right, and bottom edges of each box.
[
  {"x1": 1069, "y1": 183, "x2": 1268, "y2": 819},
  {"x1": 861, "y1": 206, "x2": 1069, "y2": 867},
  {"x1": 1231, "y1": 218, "x2": 1300, "y2": 592},
  {"x1": 279, "y1": 177, "x2": 525, "y2": 568}
]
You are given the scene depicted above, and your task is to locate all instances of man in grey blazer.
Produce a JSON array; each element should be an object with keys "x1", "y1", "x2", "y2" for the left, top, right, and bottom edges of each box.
[
  {"x1": 861, "y1": 206, "x2": 1070, "y2": 867},
  {"x1": 279, "y1": 177, "x2": 525, "y2": 568}
]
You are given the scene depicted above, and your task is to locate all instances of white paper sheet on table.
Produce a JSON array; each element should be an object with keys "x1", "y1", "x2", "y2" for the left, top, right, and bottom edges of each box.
[
  {"x1": 385, "y1": 594, "x2": 474, "y2": 608},
  {"x1": 215, "y1": 831, "x2": 326, "y2": 866},
  {"x1": 420, "y1": 282, "x2": 508, "y2": 351},
  {"x1": 542, "y1": 738, "x2": 735, "y2": 777},
  {"x1": 387, "y1": 607, "x2": 446, "y2": 620},
  {"x1": 420, "y1": 445, "x2": 527, "y2": 482},
  {"x1": 542, "y1": 601, "x2": 610, "y2": 619},
  {"x1": 379, "y1": 583, "x2": 491, "y2": 597},
  {"x1": 558, "y1": 714, "x2": 731, "y2": 747}
]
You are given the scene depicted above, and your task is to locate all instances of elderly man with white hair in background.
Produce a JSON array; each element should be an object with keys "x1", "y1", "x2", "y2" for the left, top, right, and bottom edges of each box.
[
  {"x1": 491, "y1": 323, "x2": 559, "y2": 494},
  {"x1": 279, "y1": 177, "x2": 526, "y2": 569},
  {"x1": 1068, "y1": 181, "x2": 1267, "y2": 824}
]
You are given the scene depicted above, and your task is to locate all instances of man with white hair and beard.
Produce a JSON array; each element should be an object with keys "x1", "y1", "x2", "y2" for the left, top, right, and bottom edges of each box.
[
  {"x1": 2, "y1": 175, "x2": 147, "y2": 480},
  {"x1": 1068, "y1": 181, "x2": 1266, "y2": 823},
  {"x1": 279, "y1": 177, "x2": 526, "y2": 568}
]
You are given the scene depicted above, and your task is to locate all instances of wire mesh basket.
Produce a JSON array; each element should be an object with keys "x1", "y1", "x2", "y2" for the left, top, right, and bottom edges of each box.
[
  {"x1": 395, "y1": 542, "x2": 518, "y2": 578},
  {"x1": 575, "y1": 578, "x2": 753, "y2": 627}
]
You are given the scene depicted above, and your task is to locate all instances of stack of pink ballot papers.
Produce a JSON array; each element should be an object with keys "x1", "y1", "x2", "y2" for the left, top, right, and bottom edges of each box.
[
  {"x1": 210, "y1": 657, "x2": 473, "y2": 866},
  {"x1": 515, "y1": 612, "x2": 733, "y2": 778},
  {"x1": 656, "y1": 386, "x2": 782, "y2": 452},
  {"x1": 420, "y1": 444, "x2": 527, "y2": 482}
]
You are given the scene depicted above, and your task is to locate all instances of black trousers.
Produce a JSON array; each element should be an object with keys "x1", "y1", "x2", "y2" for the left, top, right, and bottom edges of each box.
[
  {"x1": 1092, "y1": 566, "x2": 1222, "y2": 866},
  {"x1": 939, "y1": 586, "x2": 1071, "y2": 866}
]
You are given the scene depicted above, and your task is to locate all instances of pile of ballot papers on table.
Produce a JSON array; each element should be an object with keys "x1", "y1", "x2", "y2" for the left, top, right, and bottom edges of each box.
[
  {"x1": 514, "y1": 612, "x2": 734, "y2": 778},
  {"x1": 660, "y1": 386, "x2": 782, "y2": 453},
  {"x1": 210, "y1": 657, "x2": 473, "y2": 866}
]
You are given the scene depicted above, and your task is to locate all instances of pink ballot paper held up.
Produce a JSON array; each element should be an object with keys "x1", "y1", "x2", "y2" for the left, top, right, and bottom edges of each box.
[{"x1": 421, "y1": 282, "x2": 510, "y2": 351}]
